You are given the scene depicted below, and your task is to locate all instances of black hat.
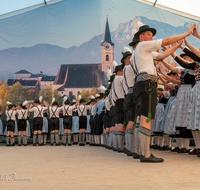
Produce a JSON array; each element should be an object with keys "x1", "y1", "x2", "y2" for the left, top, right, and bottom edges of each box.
[
  {"x1": 129, "y1": 36, "x2": 139, "y2": 46},
  {"x1": 80, "y1": 98, "x2": 86, "y2": 103},
  {"x1": 34, "y1": 99, "x2": 41, "y2": 104},
  {"x1": 180, "y1": 53, "x2": 188, "y2": 58},
  {"x1": 157, "y1": 88, "x2": 164, "y2": 91},
  {"x1": 121, "y1": 51, "x2": 132, "y2": 64},
  {"x1": 167, "y1": 71, "x2": 177, "y2": 76},
  {"x1": 52, "y1": 101, "x2": 59, "y2": 106},
  {"x1": 105, "y1": 89, "x2": 109, "y2": 96},
  {"x1": 113, "y1": 65, "x2": 123, "y2": 73},
  {"x1": 64, "y1": 99, "x2": 70, "y2": 105},
  {"x1": 8, "y1": 104, "x2": 16, "y2": 110},
  {"x1": 108, "y1": 74, "x2": 115, "y2": 82},
  {"x1": 135, "y1": 25, "x2": 157, "y2": 39},
  {"x1": 86, "y1": 101, "x2": 90, "y2": 105},
  {"x1": 90, "y1": 98, "x2": 95, "y2": 102},
  {"x1": 107, "y1": 83, "x2": 112, "y2": 90}
]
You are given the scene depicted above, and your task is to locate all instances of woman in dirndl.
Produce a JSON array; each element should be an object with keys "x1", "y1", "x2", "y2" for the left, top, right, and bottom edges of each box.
[{"x1": 71, "y1": 109, "x2": 79, "y2": 144}]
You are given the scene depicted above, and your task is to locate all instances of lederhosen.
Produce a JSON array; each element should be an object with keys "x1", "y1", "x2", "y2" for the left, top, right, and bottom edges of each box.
[
  {"x1": 113, "y1": 79, "x2": 124, "y2": 125},
  {"x1": 7, "y1": 111, "x2": 15, "y2": 132},
  {"x1": 18, "y1": 110, "x2": 27, "y2": 131},
  {"x1": 33, "y1": 107, "x2": 43, "y2": 131},
  {"x1": 134, "y1": 56, "x2": 158, "y2": 120},
  {"x1": 50, "y1": 108, "x2": 59, "y2": 131},
  {"x1": 63, "y1": 106, "x2": 72, "y2": 130},
  {"x1": 79, "y1": 106, "x2": 87, "y2": 130}
]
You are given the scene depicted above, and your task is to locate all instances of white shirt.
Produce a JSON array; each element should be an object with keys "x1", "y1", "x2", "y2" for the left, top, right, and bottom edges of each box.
[
  {"x1": 90, "y1": 105, "x2": 96, "y2": 116},
  {"x1": 104, "y1": 97, "x2": 111, "y2": 111},
  {"x1": 134, "y1": 39, "x2": 162, "y2": 76},
  {"x1": 62, "y1": 105, "x2": 75, "y2": 116},
  {"x1": 5, "y1": 110, "x2": 17, "y2": 121},
  {"x1": 16, "y1": 109, "x2": 28, "y2": 120},
  {"x1": 29, "y1": 105, "x2": 48, "y2": 118},
  {"x1": 111, "y1": 75, "x2": 124, "y2": 101},
  {"x1": 49, "y1": 106, "x2": 62, "y2": 118},
  {"x1": 77, "y1": 105, "x2": 90, "y2": 116}
]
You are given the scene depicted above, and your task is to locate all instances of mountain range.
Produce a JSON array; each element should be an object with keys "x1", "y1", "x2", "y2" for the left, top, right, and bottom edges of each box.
[{"x1": 0, "y1": 16, "x2": 199, "y2": 82}]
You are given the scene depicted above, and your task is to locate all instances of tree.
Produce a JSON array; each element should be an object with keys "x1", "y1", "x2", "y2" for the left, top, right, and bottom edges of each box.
[
  {"x1": 90, "y1": 87, "x2": 100, "y2": 96},
  {"x1": 39, "y1": 87, "x2": 53, "y2": 104},
  {"x1": 80, "y1": 89, "x2": 90, "y2": 102},
  {"x1": 9, "y1": 82, "x2": 24, "y2": 105}
]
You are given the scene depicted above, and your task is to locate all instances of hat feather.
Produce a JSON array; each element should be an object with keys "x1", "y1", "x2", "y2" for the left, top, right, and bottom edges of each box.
[
  {"x1": 78, "y1": 95, "x2": 82, "y2": 101},
  {"x1": 112, "y1": 61, "x2": 118, "y2": 68},
  {"x1": 63, "y1": 96, "x2": 68, "y2": 102},
  {"x1": 100, "y1": 85, "x2": 106, "y2": 93},
  {"x1": 107, "y1": 68, "x2": 112, "y2": 80},
  {"x1": 91, "y1": 95, "x2": 95, "y2": 99},
  {"x1": 39, "y1": 96, "x2": 43, "y2": 103},
  {"x1": 6, "y1": 101, "x2": 12, "y2": 105},
  {"x1": 72, "y1": 99, "x2": 76, "y2": 103},
  {"x1": 22, "y1": 100, "x2": 28, "y2": 106},
  {"x1": 95, "y1": 94, "x2": 100, "y2": 98},
  {"x1": 52, "y1": 97, "x2": 55, "y2": 103},
  {"x1": 132, "y1": 20, "x2": 144, "y2": 37},
  {"x1": 123, "y1": 47, "x2": 132, "y2": 53}
]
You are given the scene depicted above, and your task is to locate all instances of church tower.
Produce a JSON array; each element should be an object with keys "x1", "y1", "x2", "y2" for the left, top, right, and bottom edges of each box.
[{"x1": 101, "y1": 16, "x2": 114, "y2": 73}]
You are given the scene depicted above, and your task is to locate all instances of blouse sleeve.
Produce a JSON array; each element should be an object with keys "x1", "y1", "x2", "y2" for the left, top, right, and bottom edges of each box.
[{"x1": 175, "y1": 56, "x2": 196, "y2": 70}]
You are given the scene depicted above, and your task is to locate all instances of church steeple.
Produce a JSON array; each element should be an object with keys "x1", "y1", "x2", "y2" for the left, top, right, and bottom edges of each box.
[
  {"x1": 101, "y1": 16, "x2": 114, "y2": 46},
  {"x1": 101, "y1": 16, "x2": 114, "y2": 73}
]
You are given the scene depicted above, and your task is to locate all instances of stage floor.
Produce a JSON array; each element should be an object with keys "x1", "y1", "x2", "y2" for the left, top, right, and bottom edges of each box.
[{"x1": 0, "y1": 144, "x2": 199, "y2": 190}]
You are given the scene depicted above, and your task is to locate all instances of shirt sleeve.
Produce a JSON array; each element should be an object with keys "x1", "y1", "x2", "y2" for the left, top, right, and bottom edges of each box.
[
  {"x1": 152, "y1": 52, "x2": 159, "y2": 59},
  {"x1": 29, "y1": 107, "x2": 36, "y2": 112},
  {"x1": 141, "y1": 39, "x2": 162, "y2": 52},
  {"x1": 175, "y1": 56, "x2": 196, "y2": 70},
  {"x1": 43, "y1": 107, "x2": 48, "y2": 111},
  {"x1": 163, "y1": 91, "x2": 170, "y2": 99}
]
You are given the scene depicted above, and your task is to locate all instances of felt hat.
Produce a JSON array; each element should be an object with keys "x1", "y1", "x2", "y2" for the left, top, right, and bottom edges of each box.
[
  {"x1": 52, "y1": 101, "x2": 59, "y2": 106},
  {"x1": 129, "y1": 36, "x2": 139, "y2": 46},
  {"x1": 135, "y1": 25, "x2": 156, "y2": 39},
  {"x1": 80, "y1": 98, "x2": 86, "y2": 103},
  {"x1": 113, "y1": 65, "x2": 123, "y2": 73},
  {"x1": 64, "y1": 99, "x2": 70, "y2": 105}
]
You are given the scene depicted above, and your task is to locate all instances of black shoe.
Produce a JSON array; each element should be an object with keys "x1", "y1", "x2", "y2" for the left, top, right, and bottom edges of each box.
[
  {"x1": 38, "y1": 143, "x2": 43, "y2": 146},
  {"x1": 153, "y1": 145, "x2": 160, "y2": 149},
  {"x1": 63, "y1": 143, "x2": 66, "y2": 146},
  {"x1": 82, "y1": 144, "x2": 85, "y2": 146},
  {"x1": 10, "y1": 144, "x2": 15, "y2": 146},
  {"x1": 79, "y1": 143, "x2": 82, "y2": 146},
  {"x1": 188, "y1": 148, "x2": 197, "y2": 155},
  {"x1": 106, "y1": 146, "x2": 112, "y2": 150},
  {"x1": 51, "y1": 143, "x2": 54, "y2": 146},
  {"x1": 123, "y1": 148, "x2": 128, "y2": 154},
  {"x1": 127, "y1": 152, "x2": 133, "y2": 156},
  {"x1": 159, "y1": 146, "x2": 171, "y2": 151},
  {"x1": 150, "y1": 145, "x2": 154, "y2": 148},
  {"x1": 18, "y1": 144, "x2": 21, "y2": 146},
  {"x1": 112, "y1": 147, "x2": 117, "y2": 151},
  {"x1": 117, "y1": 148, "x2": 124, "y2": 153},
  {"x1": 56, "y1": 143, "x2": 60, "y2": 146},
  {"x1": 68, "y1": 143, "x2": 72, "y2": 146},
  {"x1": 6, "y1": 144, "x2": 10, "y2": 147},
  {"x1": 73, "y1": 142, "x2": 76, "y2": 145},
  {"x1": 43, "y1": 143, "x2": 46, "y2": 146},
  {"x1": 171, "y1": 147, "x2": 179, "y2": 152},
  {"x1": 177, "y1": 148, "x2": 190, "y2": 153},
  {"x1": 86, "y1": 142, "x2": 89, "y2": 145},
  {"x1": 23, "y1": 144, "x2": 28, "y2": 146},
  {"x1": 89, "y1": 143, "x2": 92, "y2": 146},
  {"x1": 33, "y1": 144, "x2": 36, "y2": 146},
  {"x1": 140, "y1": 154, "x2": 164, "y2": 163},
  {"x1": 133, "y1": 153, "x2": 140, "y2": 159}
]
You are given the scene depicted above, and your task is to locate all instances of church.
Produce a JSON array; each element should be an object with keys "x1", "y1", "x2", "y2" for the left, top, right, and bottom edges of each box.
[{"x1": 53, "y1": 16, "x2": 114, "y2": 96}]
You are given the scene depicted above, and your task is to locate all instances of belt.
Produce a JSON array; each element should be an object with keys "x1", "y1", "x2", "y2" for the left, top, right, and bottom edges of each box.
[{"x1": 136, "y1": 73, "x2": 159, "y2": 83}]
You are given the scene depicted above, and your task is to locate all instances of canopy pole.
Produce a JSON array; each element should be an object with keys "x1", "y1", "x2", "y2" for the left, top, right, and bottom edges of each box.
[{"x1": 153, "y1": 0, "x2": 158, "y2": 6}]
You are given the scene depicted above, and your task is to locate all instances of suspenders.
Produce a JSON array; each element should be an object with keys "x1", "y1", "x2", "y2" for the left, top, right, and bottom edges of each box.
[
  {"x1": 78, "y1": 106, "x2": 85, "y2": 116},
  {"x1": 21, "y1": 110, "x2": 26, "y2": 120},
  {"x1": 112, "y1": 80, "x2": 118, "y2": 100},
  {"x1": 7, "y1": 111, "x2": 13, "y2": 120},
  {"x1": 123, "y1": 67, "x2": 129, "y2": 88},
  {"x1": 36, "y1": 107, "x2": 43, "y2": 117},
  {"x1": 51, "y1": 107, "x2": 58, "y2": 118},
  {"x1": 64, "y1": 106, "x2": 70, "y2": 116}
]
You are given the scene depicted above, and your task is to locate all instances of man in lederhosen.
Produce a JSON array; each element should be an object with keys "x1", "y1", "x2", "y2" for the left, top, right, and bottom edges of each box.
[{"x1": 134, "y1": 24, "x2": 195, "y2": 162}]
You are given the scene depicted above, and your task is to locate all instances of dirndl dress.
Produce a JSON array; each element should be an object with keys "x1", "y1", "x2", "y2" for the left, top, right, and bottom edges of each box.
[
  {"x1": 0, "y1": 116, "x2": 3, "y2": 136},
  {"x1": 71, "y1": 116, "x2": 79, "y2": 134},
  {"x1": 85, "y1": 115, "x2": 91, "y2": 133},
  {"x1": 26, "y1": 120, "x2": 31, "y2": 137},
  {"x1": 42, "y1": 117, "x2": 48, "y2": 133},
  {"x1": 59, "y1": 118, "x2": 64, "y2": 135},
  {"x1": 151, "y1": 103, "x2": 165, "y2": 133},
  {"x1": 187, "y1": 81, "x2": 200, "y2": 130},
  {"x1": 174, "y1": 84, "x2": 192, "y2": 129}
]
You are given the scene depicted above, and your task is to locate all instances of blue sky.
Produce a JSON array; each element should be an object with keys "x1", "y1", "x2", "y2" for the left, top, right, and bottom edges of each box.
[{"x1": 0, "y1": 0, "x2": 199, "y2": 50}]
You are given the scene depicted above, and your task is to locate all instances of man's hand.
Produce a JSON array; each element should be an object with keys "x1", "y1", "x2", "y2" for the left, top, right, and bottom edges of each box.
[
  {"x1": 177, "y1": 39, "x2": 183, "y2": 47},
  {"x1": 162, "y1": 45, "x2": 170, "y2": 52},
  {"x1": 187, "y1": 23, "x2": 196, "y2": 36},
  {"x1": 192, "y1": 25, "x2": 200, "y2": 38}
]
